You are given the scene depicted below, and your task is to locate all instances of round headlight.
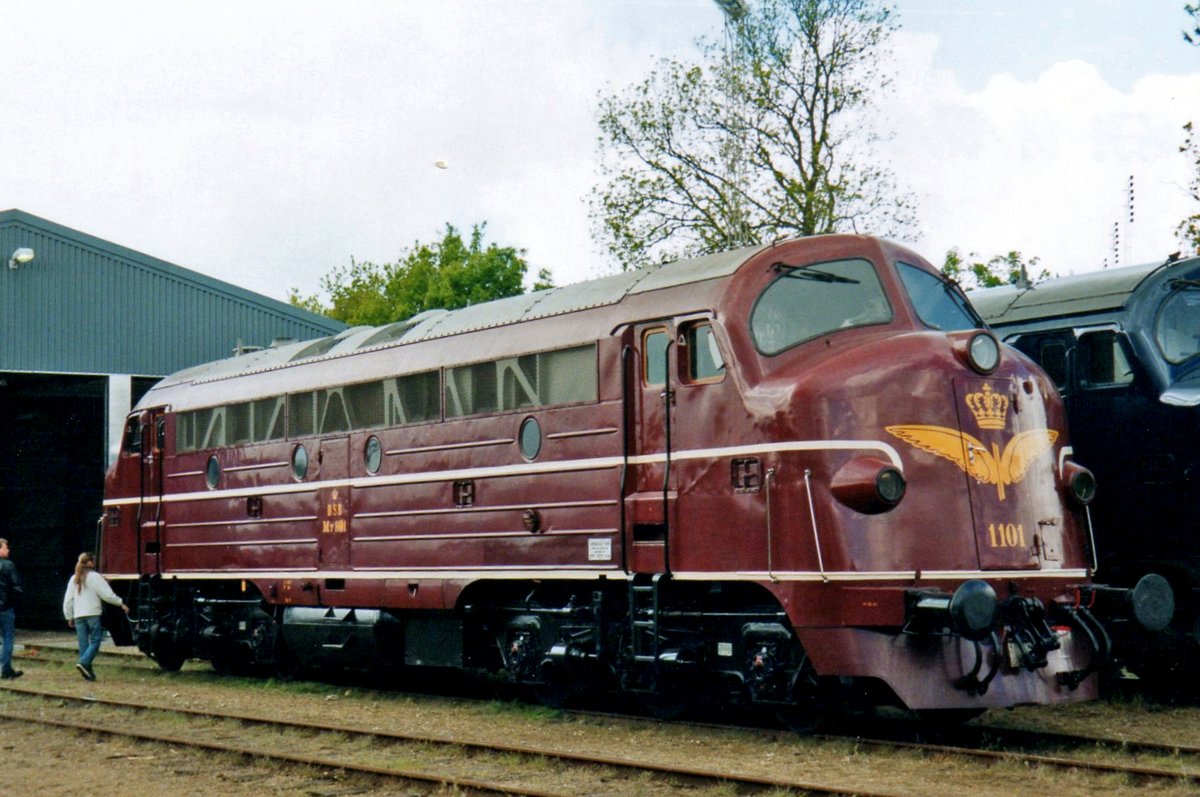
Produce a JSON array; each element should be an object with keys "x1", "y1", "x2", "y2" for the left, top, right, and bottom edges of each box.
[
  {"x1": 875, "y1": 467, "x2": 907, "y2": 505},
  {"x1": 1070, "y1": 463, "x2": 1099, "y2": 501},
  {"x1": 967, "y1": 332, "x2": 1001, "y2": 374},
  {"x1": 831, "y1": 457, "x2": 906, "y2": 514}
]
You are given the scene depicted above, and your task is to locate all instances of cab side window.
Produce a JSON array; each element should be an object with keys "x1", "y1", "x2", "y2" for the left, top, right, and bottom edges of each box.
[
  {"x1": 684, "y1": 322, "x2": 725, "y2": 383},
  {"x1": 1077, "y1": 330, "x2": 1134, "y2": 389},
  {"x1": 643, "y1": 328, "x2": 670, "y2": 386},
  {"x1": 123, "y1": 416, "x2": 142, "y2": 455},
  {"x1": 1010, "y1": 332, "x2": 1071, "y2": 390}
]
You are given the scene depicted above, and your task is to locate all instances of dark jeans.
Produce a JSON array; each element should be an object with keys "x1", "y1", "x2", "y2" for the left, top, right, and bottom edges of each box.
[{"x1": 0, "y1": 607, "x2": 14, "y2": 674}]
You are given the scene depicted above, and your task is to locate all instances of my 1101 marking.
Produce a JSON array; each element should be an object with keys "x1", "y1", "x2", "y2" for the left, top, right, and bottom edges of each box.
[{"x1": 988, "y1": 522, "x2": 1026, "y2": 548}]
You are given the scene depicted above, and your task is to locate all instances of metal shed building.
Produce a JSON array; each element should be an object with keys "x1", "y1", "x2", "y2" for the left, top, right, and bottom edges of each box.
[{"x1": 0, "y1": 208, "x2": 346, "y2": 624}]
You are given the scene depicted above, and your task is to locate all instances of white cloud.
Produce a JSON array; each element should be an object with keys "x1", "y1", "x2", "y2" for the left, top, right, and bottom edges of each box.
[
  {"x1": 1, "y1": 2, "x2": 704, "y2": 301},
  {"x1": 884, "y1": 31, "x2": 1200, "y2": 275},
  {"x1": 4, "y1": 3, "x2": 1198, "y2": 306}
]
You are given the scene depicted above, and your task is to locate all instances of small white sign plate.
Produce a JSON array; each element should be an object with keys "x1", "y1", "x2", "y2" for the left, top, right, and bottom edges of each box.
[{"x1": 587, "y1": 537, "x2": 612, "y2": 562}]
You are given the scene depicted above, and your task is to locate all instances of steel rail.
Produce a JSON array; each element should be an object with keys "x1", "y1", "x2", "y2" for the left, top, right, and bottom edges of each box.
[
  {"x1": 825, "y1": 718, "x2": 1200, "y2": 762},
  {"x1": 838, "y1": 734, "x2": 1200, "y2": 785},
  {"x1": 557, "y1": 706, "x2": 1200, "y2": 785},
  {"x1": 0, "y1": 685, "x2": 904, "y2": 797},
  {"x1": 22, "y1": 645, "x2": 1200, "y2": 786},
  {"x1": 0, "y1": 709, "x2": 565, "y2": 797}
]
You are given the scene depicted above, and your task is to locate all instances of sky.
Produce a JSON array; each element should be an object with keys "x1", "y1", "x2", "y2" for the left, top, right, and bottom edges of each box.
[{"x1": 2, "y1": 1, "x2": 1198, "y2": 305}]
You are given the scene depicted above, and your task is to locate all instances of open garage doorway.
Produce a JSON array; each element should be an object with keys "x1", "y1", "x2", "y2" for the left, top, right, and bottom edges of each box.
[{"x1": 0, "y1": 372, "x2": 157, "y2": 626}]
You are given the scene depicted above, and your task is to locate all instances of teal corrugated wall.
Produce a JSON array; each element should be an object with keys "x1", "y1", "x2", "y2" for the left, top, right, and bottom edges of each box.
[{"x1": 0, "y1": 210, "x2": 345, "y2": 376}]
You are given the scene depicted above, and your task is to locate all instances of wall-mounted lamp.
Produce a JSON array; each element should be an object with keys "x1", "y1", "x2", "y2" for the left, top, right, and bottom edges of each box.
[{"x1": 8, "y1": 248, "x2": 34, "y2": 270}]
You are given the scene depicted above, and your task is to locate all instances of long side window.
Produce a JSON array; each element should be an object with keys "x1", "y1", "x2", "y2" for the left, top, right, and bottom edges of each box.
[
  {"x1": 541, "y1": 345, "x2": 597, "y2": 404},
  {"x1": 177, "y1": 345, "x2": 595, "y2": 447},
  {"x1": 446, "y1": 344, "x2": 598, "y2": 418},
  {"x1": 384, "y1": 371, "x2": 441, "y2": 426},
  {"x1": 289, "y1": 371, "x2": 442, "y2": 437}
]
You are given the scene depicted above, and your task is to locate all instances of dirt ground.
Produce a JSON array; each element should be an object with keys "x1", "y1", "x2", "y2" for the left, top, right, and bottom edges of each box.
[{"x1": 5, "y1": 631, "x2": 1200, "y2": 797}]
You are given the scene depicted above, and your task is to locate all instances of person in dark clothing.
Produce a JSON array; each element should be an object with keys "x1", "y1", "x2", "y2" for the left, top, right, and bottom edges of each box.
[{"x1": 0, "y1": 538, "x2": 23, "y2": 679}]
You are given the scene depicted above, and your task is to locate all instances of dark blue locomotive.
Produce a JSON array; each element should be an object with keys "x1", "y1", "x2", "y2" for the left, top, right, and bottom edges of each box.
[{"x1": 972, "y1": 254, "x2": 1199, "y2": 679}]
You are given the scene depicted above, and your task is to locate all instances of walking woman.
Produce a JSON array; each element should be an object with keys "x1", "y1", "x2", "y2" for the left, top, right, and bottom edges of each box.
[{"x1": 62, "y1": 552, "x2": 128, "y2": 681}]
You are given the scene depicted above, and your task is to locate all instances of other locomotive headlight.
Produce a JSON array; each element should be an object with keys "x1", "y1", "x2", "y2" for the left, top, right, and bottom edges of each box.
[
  {"x1": 966, "y1": 331, "x2": 1001, "y2": 374},
  {"x1": 831, "y1": 456, "x2": 906, "y2": 514},
  {"x1": 1061, "y1": 461, "x2": 1097, "y2": 506}
]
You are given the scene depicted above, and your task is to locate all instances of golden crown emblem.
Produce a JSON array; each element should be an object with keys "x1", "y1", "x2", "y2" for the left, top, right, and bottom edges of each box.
[{"x1": 965, "y1": 383, "x2": 1009, "y2": 430}]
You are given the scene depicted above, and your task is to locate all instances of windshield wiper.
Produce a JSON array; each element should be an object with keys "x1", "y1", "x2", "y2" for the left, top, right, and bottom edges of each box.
[
  {"x1": 772, "y1": 261, "x2": 860, "y2": 284},
  {"x1": 1169, "y1": 278, "x2": 1200, "y2": 290}
]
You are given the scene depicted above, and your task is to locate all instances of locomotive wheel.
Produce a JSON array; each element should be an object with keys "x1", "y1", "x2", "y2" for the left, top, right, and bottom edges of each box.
[
  {"x1": 210, "y1": 643, "x2": 254, "y2": 676},
  {"x1": 774, "y1": 696, "x2": 829, "y2": 733},
  {"x1": 532, "y1": 678, "x2": 573, "y2": 709},
  {"x1": 531, "y1": 660, "x2": 574, "y2": 709},
  {"x1": 149, "y1": 642, "x2": 186, "y2": 672},
  {"x1": 272, "y1": 640, "x2": 300, "y2": 682},
  {"x1": 774, "y1": 665, "x2": 830, "y2": 733},
  {"x1": 644, "y1": 686, "x2": 690, "y2": 720}
]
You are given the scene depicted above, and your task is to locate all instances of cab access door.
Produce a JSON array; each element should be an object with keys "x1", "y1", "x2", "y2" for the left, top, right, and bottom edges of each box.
[
  {"x1": 623, "y1": 323, "x2": 677, "y2": 574},
  {"x1": 132, "y1": 408, "x2": 167, "y2": 576}
]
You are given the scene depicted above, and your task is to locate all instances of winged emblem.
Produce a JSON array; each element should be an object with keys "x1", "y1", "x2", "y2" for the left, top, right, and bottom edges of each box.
[{"x1": 885, "y1": 425, "x2": 1058, "y2": 501}]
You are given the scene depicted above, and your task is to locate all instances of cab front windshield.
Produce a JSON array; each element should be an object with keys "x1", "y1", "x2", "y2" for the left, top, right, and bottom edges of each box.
[
  {"x1": 750, "y1": 258, "x2": 892, "y2": 355},
  {"x1": 895, "y1": 262, "x2": 983, "y2": 332},
  {"x1": 1156, "y1": 284, "x2": 1200, "y2": 365}
]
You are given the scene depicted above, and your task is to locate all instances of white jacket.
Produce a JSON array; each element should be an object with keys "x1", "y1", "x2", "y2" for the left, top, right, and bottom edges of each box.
[{"x1": 62, "y1": 570, "x2": 123, "y2": 620}]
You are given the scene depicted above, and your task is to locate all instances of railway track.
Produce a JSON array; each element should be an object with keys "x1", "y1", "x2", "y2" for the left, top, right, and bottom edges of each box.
[
  {"x1": 0, "y1": 683, "x2": 904, "y2": 797},
  {"x1": 14, "y1": 643, "x2": 1200, "y2": 794}
]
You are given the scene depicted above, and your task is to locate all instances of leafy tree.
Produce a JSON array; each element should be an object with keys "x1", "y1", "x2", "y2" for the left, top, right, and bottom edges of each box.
[
  {"x1": 1178, "y1": 121, "x2": 1200, "y2": 253},
  {"x1": 591, "y1": 0, "x2": 916, "y2": 271},
  {"x1": 942, "y1": 248, "x2": 1048, "y2": 290},
  {"x1": 290, "y1": 223, "x2": 552, "y2": 327},
  {"x1": 1186, "y1": 3, "x2": 1200, "y2": 44}
]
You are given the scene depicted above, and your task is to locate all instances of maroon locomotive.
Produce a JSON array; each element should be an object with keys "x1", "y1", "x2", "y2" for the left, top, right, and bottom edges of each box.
[{"x1": 101, "y1": 235, "x2": 1114, "y2": 724}]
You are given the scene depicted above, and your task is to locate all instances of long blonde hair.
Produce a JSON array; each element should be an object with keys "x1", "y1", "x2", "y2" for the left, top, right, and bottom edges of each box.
[{"x1": 74, "y1": 552, "x2": 95, "y2": 593}]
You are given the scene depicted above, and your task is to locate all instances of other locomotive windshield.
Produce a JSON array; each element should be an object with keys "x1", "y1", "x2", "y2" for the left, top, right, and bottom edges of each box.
[
  {"x1": 895, "y1": 262, "x2": 982, "y2": 332},
  {"x1": 1155, "y1": 283, "x2": 1200, "y2": 364},
  {"x1": 750, "y1": 258, "x2": 892, "y2": 355}
]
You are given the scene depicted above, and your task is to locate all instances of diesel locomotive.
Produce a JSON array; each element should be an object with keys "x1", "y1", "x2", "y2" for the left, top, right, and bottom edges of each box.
[
  {"x1": 972, "y1": 253, "x2": 1199, "y2": 680},
  {"x1": 101, "y1": 235, "x2": 1123, "y2": 724}
]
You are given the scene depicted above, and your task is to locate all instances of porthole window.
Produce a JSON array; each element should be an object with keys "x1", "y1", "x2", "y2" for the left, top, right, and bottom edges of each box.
[
  {"x1": 205, "y1": 455, "x2": 221, "y2": 489},
  {"x1": 364, "y1": 435, "x2": 382, "y2": 475},
  {"x1": 291, "y1": 444, "x2": 309, "y2": 481},
  {"x1": 519, "y1": 417, "x2": 542, "y2": 460}
]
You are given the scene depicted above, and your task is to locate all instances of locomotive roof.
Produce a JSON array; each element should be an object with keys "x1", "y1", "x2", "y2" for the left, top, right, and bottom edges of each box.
[
  {"x1": 969, "y1": 257, "x2": 1185, "y2": 327},
  {"x1": 157, "y1": 241, "x2": 773, "y2": 390}
]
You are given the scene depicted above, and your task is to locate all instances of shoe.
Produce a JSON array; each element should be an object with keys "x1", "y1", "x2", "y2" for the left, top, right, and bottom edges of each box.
[
  {"x1": 75, "y1": 663, "x2": 91, "y2": 680},
  {"x1": 0, "y1": 669, "x2": 21, "y2": 680},
  {"x1": 84, "y1": 664, "x2": 96, "y2": 681}
]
